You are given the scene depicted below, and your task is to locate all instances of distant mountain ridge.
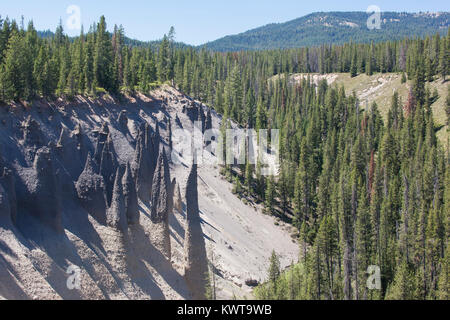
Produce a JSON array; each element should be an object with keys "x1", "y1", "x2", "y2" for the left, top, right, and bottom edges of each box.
[
  {"x1": 203, "y1": 11, "x2": 450, "y2": 51},
  {"x1": 37, "y1": 30, "x2": 192, "y2": 50},
  {"x1": 36, "y1": 11, "x2": 450, "y2": 52}
]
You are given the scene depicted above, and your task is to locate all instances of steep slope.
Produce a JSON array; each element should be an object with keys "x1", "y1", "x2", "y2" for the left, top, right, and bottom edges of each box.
[
  {"x1": 0, "y1": 85, "x2": 298, "y2": 300},
  {"x1": 204, "y1": 12, "x2": 450, "y2": 51}
]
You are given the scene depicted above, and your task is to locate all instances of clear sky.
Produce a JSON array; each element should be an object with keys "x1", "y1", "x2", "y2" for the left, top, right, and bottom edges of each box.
[{"x1": 1, "y1": 0, "x2": 449, "y2": 45}]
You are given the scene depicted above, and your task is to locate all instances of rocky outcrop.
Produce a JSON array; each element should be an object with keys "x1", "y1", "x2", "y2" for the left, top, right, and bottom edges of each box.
[
  {"x1": 183, "y1": 164, "x2": 208, "y2": 300},
  {"x1": 122, "y1": 162, "x2": 139, "y2": 225},
  {"x1": 0, "y1": 168, "x2": 17, "y2": 224},
  {"x1": 107, "y1": 166, "x2": 127, "y2": 233},
  {"x1": 76, "y1": 153, "x2": 107, "y2": 225},
  {"x1": 150, "y1": 148, "x2": 171, "y2": 260},
  {"x1": 30, "y1": 147, "x2": 63, "y2": 233}
]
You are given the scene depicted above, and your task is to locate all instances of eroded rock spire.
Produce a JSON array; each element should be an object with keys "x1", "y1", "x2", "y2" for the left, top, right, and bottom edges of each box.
[
  {"x1": 122, "y1": 162, "x2": 139, "y2": 225},
  {"x1": 100, "y1": 136, "x2": 117, "y2": 206},
  {"x1": 133, "y1": 122, "x2": 159, "y2": 202},
  {"x1": 107, "y1": 166, "x2": 127, "y2": 233},
  {"x1": 76, "y1": 153, "x2": 107, "y2": 225},
  {"x1": 94, "y1": 123, "x2": 110, "y2": 164},
  {"x1": 133, "y1": 123, "x2": 152, "y2": 202},
  {"x1": 31, "y1": 147, "x2": 62, "y2": 233},
  {"x1": 150, "y1": 148, "x2": 171, "y2": 260}
]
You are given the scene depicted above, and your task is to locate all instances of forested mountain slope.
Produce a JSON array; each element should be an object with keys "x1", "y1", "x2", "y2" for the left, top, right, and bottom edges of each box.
[{"x1": 204, "y1": 12, "x2": 450, "y2": 51}]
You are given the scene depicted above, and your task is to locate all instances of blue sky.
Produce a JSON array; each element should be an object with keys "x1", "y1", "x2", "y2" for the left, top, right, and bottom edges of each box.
[{"x1": 1, "y1": 0, "x2": 449, "y2": 45}]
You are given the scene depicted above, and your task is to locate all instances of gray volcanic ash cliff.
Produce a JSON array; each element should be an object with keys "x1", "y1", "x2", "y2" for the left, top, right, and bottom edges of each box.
[{"x1": 0, "y1": 86, "x2": 298, "y2": 300}]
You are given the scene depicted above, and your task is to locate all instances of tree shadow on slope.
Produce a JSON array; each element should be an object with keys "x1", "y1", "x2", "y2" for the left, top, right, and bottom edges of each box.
[
  {"x1": 0, "y1": 255, "x2": 29, "y2": 300},
  {"x1": 128, "y1": 223, "x2": 190, "y2": 300}
]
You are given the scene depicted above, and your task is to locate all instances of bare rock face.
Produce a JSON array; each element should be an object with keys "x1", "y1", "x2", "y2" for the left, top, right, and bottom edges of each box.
[
  {"x1": 117, "y1": 110, "x2": 128, "y2": 129},
  {"x1": 205, "y1": 109, "x2": 212, "y2": 132},
  {"x1": 56, "y1": 126, "x2": 83, "y2": 179},
  {"x1": 122, "y1": 162, "x2": 139, "y2": 225},
  {"x1": 56, "y1": 126, "x2": 70, "y2": 147},
  {"x1": 30, "y1": 147, "x2": 63, "y2": 233},
  {"x1": 184, "y1": 103, "x2": 206, "y2": 131},
  {"x1": 0, "y1": 183, "x2": 11, "y2": 223},
  {"x1": 150, "y1": 149, "x2": 170, "y2": 223},
  {"x1": 133, "y1": 122, "x2": 159, "y2": 202},
  {"x1": 183, "y1": 104, "x2": 195, "y2": 121},
  {"x1": 197, "y1": 106, "x2": 206, "y2": 133},
  {"x1": 133, "y1": 124, "x2": 151, "y2": 202},
  {"x1": 100, "y1": 137, "x2": 118, "y2": 206},
  {"x1": 175, "y1": 114, "x2": 183, "y2": 129},
  {"x1": 205, "y1": 109, "x2": 212, "y2": 147},
  {"x1": 94, "y1": 123, "x2": 110, "y2": 164},
  {"x1": 152, "y1": 123, "x2": 161, "y2": 162},
  {"x1": 107, "y1": 166, "x2": 127, "y2": 233},
  {"x1": 76, "y1": 153, "x2": 107, "y2": 225},
  {"x1": 183, "y1": 164, "x2": 208, "y2": 300},
  {"x1": 72, "y1": 123, "x2": 89, "y2": 167},
  {"x1": 22, "y1": 116, "x2": 43, "y2": 147},
  {"x1": 173, "y1": 180, "x2": 182, "y2": 213},
  {"x1": 0, "y1": 168, "x2": 17, "y2": 224},
  {"x1": 150, "y1": 148, "x2": 171, "y2": 260}
]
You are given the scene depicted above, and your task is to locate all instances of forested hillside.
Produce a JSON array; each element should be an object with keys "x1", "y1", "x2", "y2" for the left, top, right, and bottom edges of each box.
[
  {"x1": 204, "y1": 12, "x2": 450, "y2": 51},
  {"x1": 0, "y1": 15, "x2": 449, "y2": 300}
]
